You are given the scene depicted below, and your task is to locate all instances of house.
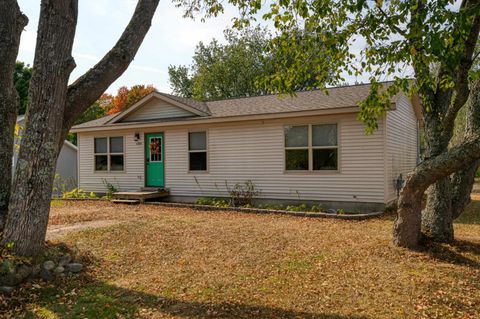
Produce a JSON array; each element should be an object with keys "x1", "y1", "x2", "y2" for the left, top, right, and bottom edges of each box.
[
  {"x1": 71, "y1": 82, "x2": 421, "y2": 211},
  {"x1": 15, "y1": 115, "x2": 78, "y2": 191}
]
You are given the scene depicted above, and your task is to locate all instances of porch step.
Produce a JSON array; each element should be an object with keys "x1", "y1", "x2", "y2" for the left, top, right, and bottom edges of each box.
[
  {"x1": 112, "y1": 189, "x2": 170, "y2": 203},
  {"x1": 111, "y1": 199, "x2": 140, "y2": 204}
]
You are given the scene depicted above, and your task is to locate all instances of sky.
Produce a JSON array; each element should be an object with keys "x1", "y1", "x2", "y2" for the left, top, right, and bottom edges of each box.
[{"x1": 17, "y1": 0, "x2": 241, "y2": 94}]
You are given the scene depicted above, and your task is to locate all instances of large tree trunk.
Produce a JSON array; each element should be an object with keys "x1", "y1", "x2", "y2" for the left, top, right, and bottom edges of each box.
[
  {"x1": 1, "y1": 0, "x2": 160, "y2": 256},
  {"x1": 0, "y1": 0, "x2": 28, "y2": 230},
  {"x1": 394, "y1": 79, "x2": 480, "y2": 248},
  {"x1": 451, "y1": 80, "x2": 480, "y2": 220},
  {"x1": 422, "y1": 179, "x2": 454, "y2": 241},
  {"x1": 2, "y1": 0, "x2": 78, "y2": 256},
  {"x1": 394, "y1": 142, "x2": 479, "y2": 248},
  {"x1": 421, "y1": 78, "x2": 480, "y2": 241},
  {"x1": 451, "y1": 160, "x2": 479, "y2": 219},
  {"x1": 420, "y1": 115, "x2": 454, "y2": 242}
]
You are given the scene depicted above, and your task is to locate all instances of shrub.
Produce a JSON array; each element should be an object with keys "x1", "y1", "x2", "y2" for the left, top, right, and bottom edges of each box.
[
  {"x1": 196, "y1": 197, "x2": 214, "y2": 205},
  {"x1": 285, "y1": 204, "x2": 309, "y2": 212},
  {"x1": 196, "y1": 197, "x2": 230, "y2": 208},
  {"x1": 62, "y1": 188, "x2": 97, "y2": 199},
  {"x1": 310, "y1": 204, "x2": 323, "y2": 212},
  {"x1": 102, "y1": 179, "x2": 119, "y2": 199},
  {"x1": 226, "y1": 180, "x2": 260, "y2": 207}
]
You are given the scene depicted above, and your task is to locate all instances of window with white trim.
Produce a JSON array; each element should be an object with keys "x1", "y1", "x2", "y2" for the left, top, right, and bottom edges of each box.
[
  {"x1": 188, "y1": 132, "x2": 207, "y2": 171},
  {"x1": 284, "y1": 124, "x2": 338, "y2": 171},
  {"x1": 94, "y1": 136, "x2": 124, "y2": 171}
]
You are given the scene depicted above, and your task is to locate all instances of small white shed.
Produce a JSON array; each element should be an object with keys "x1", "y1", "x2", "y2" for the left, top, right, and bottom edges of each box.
[{"x1": 14, "y1": 115, "x2": 78, "y2": 191}]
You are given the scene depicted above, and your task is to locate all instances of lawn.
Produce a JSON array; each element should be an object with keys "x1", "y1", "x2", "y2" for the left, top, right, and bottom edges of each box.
[{"x1": 2, "y1": 200, "x2": 480, "y2": 319}]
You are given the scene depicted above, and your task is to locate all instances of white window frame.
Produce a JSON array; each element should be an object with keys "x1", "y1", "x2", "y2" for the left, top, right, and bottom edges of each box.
[
  {"x1": 188, "y1": 131, "x2": 208, "y2": 172},
  {"x1": 284, "y1": 123, "x2": 339, "y2": 172},
  {"x1": 94, "y1": 136, "x2": 125, "y2": 172}
]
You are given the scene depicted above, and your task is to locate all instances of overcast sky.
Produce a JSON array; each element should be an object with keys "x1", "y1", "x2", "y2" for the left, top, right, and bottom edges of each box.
[
  {"x1": 17, "y1": 1, "x2": 418, "y2": 95},
  {"x1": 17, "y1": 0, "x2": 242, "y2": 94}
]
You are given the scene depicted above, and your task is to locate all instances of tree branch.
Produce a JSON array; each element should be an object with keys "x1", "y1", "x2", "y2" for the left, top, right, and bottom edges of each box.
[
  {"x1": 62, "y1": 0, "x2": 160, "y2": 130},
  {"x1": 442, "y1": 4, "x2": 480, "y2": 132},
  {"x1": 376, "y1": 5, "x2": 407, "y2": 37},
  {"x1": 404, "y1": 78, "x2": 480, "y2": 196}
]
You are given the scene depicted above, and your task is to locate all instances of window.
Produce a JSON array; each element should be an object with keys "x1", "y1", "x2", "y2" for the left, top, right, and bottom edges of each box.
[
  {"x1": 149, "y1": 137, "x2": 162, "y2": 162},
  {"x1": 189, "y1": 132, "x2": 207, "y2": 171},
  {"x1": 284, "y1": 124, "x2": 338, "y2": 171},
  {"x1": 94, "y1": 136, "x2": 124, "y2": 171}
]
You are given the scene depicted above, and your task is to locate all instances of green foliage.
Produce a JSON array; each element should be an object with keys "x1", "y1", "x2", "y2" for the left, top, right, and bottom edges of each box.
[
  {"x1": 257, "y1": 203, "x2": 284, "y2": 210},
  {"x1": 168, "y1": 65, "x2": 194, "y2": 98},
  {"x1": 195, "y1": 197, "x2": 230, "y2": 208},
  {"x1": 168, "y1": 27, "x2": 316, "y2": 101},
  {"x1": 14, "y1": 61, "x2": 32, "y2": 115},
  {"x1": 62, "y1": 188, "x2": 97, "y2": 199},
  {"x1": 169, "y1": 27, "x2": 273, "y2": 100},
  {"x1": 173, "y1": 0, "x2": 480, "y2": 132},
  {"x1": 285, "y1": 204, "x2": 308, "y2": 212},
  {"x1": 102, "y1": 179, "x2": 119, "y2": 199}
]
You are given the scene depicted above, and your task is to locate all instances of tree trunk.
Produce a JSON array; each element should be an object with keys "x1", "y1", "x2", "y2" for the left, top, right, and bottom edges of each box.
[
  {"x1": 0, "y1": 0, "x2": 28, "y2": 230},
  {"x1": 451, "y1": 160, "x2": 479, "y2": 220},
  {"x1": 420, "y1": 115, "x2": 454, "y2": 242},
  {"x1": 2, "y1": 0, "x2": 78, "y2": 256},
  {"x1": 393, "y1": 187, "x2": 423, "y2": 248},
  {"x1": 422, "y1": 179, "x2": 454, "y2": 241},
  {"x1": 451, "y1": 79, "x2": 480, "y2": 220},
  {"x1": 1, "y1": 0, "x2": 160, "y2": 256},
  {"x1": 394, "y1": 79, "x2": 480, "y2": 248}
]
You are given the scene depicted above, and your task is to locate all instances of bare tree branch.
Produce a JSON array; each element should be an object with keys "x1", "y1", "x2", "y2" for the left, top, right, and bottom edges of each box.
[{"x1": 62, "y1": 0, "x2": 160, "y2": 131}]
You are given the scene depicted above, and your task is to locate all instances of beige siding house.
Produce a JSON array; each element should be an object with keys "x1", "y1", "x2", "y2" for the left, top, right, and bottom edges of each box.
[{"x1": 71, "y1": 83, "x2": 421, "y2": 211}]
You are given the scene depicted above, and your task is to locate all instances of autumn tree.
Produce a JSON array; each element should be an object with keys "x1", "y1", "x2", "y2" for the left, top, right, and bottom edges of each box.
[
  {"x1": 173, "y1": 0, "x2": 480, "y2": 248},
  {"x1": 106, "y1": 84, "x2": 156, "y2": 114},
  {"x1": 0, "y1": 0, "x2": 160, "y2": 256}
]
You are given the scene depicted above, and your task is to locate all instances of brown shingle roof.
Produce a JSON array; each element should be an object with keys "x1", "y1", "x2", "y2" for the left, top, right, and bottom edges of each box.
[
  {"x1": 73, "y1": 82, "x2": 395, "y2": 130},
  {"x1": 205, "y1": 83, "x2": 392, "y2": 117},
  {"x1": 73, "y1": 113, "x2": 117, "y2": 129}
]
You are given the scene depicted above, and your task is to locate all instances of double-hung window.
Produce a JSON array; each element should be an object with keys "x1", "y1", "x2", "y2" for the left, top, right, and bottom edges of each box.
[
  {"x1": 189, "y1": 132, "x2": 207, "y2": 171},
  {"x1": 94, "y1": 137, "x2": 124, "y2": 171},
  {"x1": 284, "y1": 124, "x2": 338, "y2": 171}
]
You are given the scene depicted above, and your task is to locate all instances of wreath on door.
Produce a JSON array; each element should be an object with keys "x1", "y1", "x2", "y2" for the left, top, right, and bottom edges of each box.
[{"x1": 150, "y1": 140, "x2": 160, "y2": 154}]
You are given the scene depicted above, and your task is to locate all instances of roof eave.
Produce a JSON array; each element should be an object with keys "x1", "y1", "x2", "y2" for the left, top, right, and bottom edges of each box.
[{"x1": 71, "y1": 106, "x2": 361, "y2": 133}]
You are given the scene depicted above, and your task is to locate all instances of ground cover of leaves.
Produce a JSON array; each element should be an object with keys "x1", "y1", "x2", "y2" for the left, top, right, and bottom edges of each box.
[{"x1": 2, "y1": 200, "x2": 480, "y2": 319}]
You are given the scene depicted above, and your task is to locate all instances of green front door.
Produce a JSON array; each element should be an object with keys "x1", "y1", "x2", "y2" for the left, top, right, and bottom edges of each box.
[{"x1": 146, "y1": 133, "x2": 164, "y2": 187}]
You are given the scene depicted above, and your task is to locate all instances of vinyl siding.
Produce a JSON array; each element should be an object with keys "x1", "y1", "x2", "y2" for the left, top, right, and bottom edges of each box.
[
  {"x1": 384, "y1": 94, "x2": 419, "y2": 202},
  {"x1": 78, "y1": 113, "x2": 387, "y2": 203},
  {"x1": 121, "y1": 98, "x2": 195, "y2": 122},
  {"x1": 78, "y1": 131, "x2": 145, "y2": 192}
]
